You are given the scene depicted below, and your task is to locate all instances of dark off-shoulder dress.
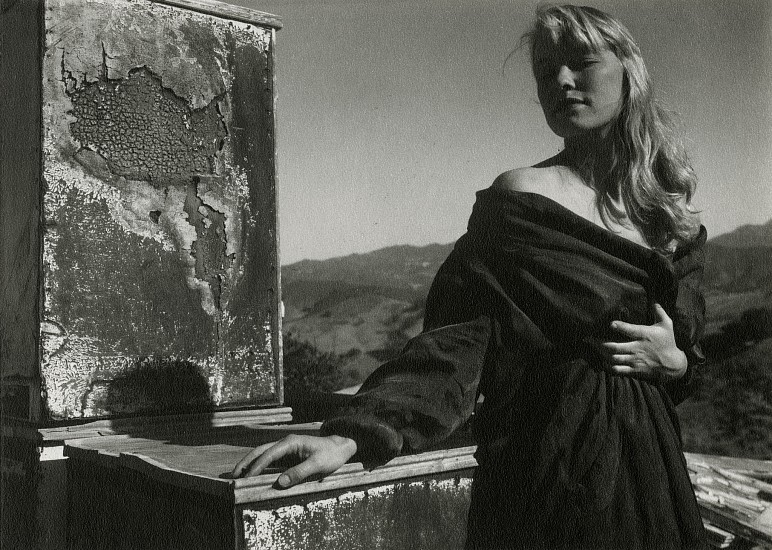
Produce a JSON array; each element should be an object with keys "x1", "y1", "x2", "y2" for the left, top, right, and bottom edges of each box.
[{"x1": 321, "y1": 187, "x2": 708, "y2": 549}]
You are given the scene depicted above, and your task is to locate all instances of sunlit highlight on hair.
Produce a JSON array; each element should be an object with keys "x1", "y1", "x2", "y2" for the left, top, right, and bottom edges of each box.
[{"x1": 524, "y1": 4, "x2": 701, "y2": 251}]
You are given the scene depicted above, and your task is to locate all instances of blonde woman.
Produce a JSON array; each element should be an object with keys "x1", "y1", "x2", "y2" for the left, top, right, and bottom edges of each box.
[{"x1": 234, "y1": 5, "x2": 707, "y2": 548}]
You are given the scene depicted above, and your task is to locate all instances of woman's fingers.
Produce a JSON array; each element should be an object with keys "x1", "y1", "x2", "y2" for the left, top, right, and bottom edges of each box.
[
  {"x1": 233, "y1": 436, "x2": 306, "y2": 478},
  {"x1": 230, "y1": 435, "x2": 357, "y2": 486},
  {"x1": 602, "y1": 304, "x2": 682, "y2": 381},
  {"x1": 277, "y1": 456, "x2": 324, "y2": 488},
  {"x1": 610, "y1": 320, "x2": 645, "y2": 339},
  {"x1": 231, "y1": 441, "x2": 282, "y2": 478},
  {"x1": 609, "y1": 353, "x2": 634, "y2": 364},
  {"x1": 652, "y1": 303, "x2": 672, "y2": 326},
  {"x1": 242, "y1": 445, "x2": 291, "y2": 478},
  {"x1": 600, "y1": 341, "x2": 635, "y2": 354}
]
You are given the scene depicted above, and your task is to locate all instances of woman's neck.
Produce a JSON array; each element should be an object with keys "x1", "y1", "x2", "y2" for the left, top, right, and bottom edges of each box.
[{"x1": 559, "y1": 131, "x2": 619, "y2": 197}]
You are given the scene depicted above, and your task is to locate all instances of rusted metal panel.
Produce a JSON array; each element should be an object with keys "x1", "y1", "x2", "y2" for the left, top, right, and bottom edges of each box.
[{"x1": 40, "y1": 0, "x2": 281, "y2": 419}]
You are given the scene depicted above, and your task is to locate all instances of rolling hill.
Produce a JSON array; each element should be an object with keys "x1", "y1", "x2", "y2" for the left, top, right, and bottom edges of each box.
[
  {"x1": 282, "y1": 220, "x2": 772, "y2": 368},
  {"x1": 281, "y1": 244, "x2": 452, "y2": 382}
]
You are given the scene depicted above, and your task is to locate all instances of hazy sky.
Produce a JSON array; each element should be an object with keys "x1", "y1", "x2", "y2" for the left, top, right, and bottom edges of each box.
[{"x1": 231, "y1": 0, "x2": 772, "y2": 263}]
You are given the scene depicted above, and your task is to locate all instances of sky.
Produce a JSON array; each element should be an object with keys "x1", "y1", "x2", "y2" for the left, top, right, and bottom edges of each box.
[{"x1": 230, "y1": 0, "x2": 772, "y2": 264}]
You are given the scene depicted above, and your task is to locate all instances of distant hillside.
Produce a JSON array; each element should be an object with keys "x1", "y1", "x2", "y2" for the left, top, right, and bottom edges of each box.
[
  {"x1": 703, "y1": 221, "x2": 772, "y2": 293},
  {"x1": 707, "y1": 219, "x2": 772, "y2": 249},
  {"x1": 281, "y1": 220, "x2": 772, "y2": 384},
  {"x1": 282, "y1": 244, "x2": 453, "y2": 381},
  {"x1": 701, "y1": 221, "x2": 772, "y2": 335},
  {"x1": 282, "y1": 243, "x2": 453, "y2": 308}
]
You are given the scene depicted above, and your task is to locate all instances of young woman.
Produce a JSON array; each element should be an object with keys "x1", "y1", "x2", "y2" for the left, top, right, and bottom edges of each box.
[{"x1": 233, "y1": 5, "x2": 707, "y2": 548}]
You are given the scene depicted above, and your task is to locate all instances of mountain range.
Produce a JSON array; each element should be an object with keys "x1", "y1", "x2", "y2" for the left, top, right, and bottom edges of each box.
[{"x1": 281, "y1": 220, "x2": 772, "y2": 384}]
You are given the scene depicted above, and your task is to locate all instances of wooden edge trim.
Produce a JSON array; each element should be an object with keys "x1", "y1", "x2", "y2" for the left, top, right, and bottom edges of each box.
[
  {"x1": 698, "y1": 504, "x2": 772, "y2": 546},
  {"x1": 270, "y1": 26, "x2": 284, "y2": 409},
  {"x1": 66, "y1": 438, "x2": 233, "y2": 498},
  {"x1": 39, "y1": 407, "x2": 293, "y2": 441},
  {"x1": 151, "y1": 0, "x2": 282, "y2": 28},
  {"x1": 233, "y1": 446, "x2": 479, "y2": 505},
  {"x1": 64, "y1": 440, "x2": 122, "y2": 469},
  {"x1": 120, "y1": 451, "x2": 235, "y2": 499},
  {"x1": 685, "y1": 452, "x2": 772, "y2": 477}
]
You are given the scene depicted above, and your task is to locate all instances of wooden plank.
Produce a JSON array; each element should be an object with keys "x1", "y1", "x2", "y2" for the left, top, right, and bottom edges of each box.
[
  {"x1": 233, "y1": 446, "x2": 479, "y2": 505},
  {"x1": 120, "y1": 451, "x2": 234, "y2": 498},
  {"x1": 702, "y1": 520, "x2": 735, "y2": 549},
  {"x1": 64, "y1": 441, "x2": 122, "y2": 469},
  {"x1": 0, "y1": 0, "x2": 43, "y2": 421},
  {"x1": 154, "y1": 0, "x2": 282, "y2": 28},
  {"x1": 37, "y1": 407, "x2": 293, "y2": 442},
  {"x1": 686, "y1": 452, "x2": 772, "y2": 480},
  {"x1": 688, "y1": 455, "x2": 772, "y2": 546},
  {"x1": 270, "y1": 26, "x2": 285, "y2": 408}
]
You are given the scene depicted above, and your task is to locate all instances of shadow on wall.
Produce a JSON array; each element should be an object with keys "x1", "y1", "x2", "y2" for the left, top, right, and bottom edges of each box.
[{"x1": 90, "y1": 356, "x2": 216, "y2": 441}]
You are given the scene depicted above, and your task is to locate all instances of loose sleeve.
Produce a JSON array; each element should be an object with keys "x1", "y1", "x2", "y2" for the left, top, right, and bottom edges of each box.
[
  {"x1": 665, "y1": 226, "x2": 707, "y2": 404},
  {"x1": 320, "y1": 251, "x2": 492, "y2": 461}
]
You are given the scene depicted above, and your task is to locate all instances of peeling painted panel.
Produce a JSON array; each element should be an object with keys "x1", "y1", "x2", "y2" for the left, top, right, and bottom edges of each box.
[
  {"x1": 241, "y1": 476, "x2": 473, "y2": 550},
  {"x1": 41, "y1": 0, "x2": 281, "y2": 419}
]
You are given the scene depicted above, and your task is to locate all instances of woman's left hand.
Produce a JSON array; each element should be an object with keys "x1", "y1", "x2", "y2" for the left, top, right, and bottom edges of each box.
[{"x1": 600, "y1": 303, "x2": 687, "y2": 381}]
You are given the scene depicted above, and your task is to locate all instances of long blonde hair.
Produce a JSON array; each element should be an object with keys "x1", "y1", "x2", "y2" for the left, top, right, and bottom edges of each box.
[{"x1": 524, "y1": 4, "x2": 700, "y2": 251}]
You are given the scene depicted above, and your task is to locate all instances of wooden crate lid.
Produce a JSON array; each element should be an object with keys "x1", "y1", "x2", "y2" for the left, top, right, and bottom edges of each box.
[
  {"x1": 64, "y1": 430, "x2": 772, "y2": 546},
  {"x1": 64, "y1": 424, "x2": 478, "y2": 504}
]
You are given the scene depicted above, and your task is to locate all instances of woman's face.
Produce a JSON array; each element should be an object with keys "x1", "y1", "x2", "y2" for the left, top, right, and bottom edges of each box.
[{"x1": 533, "y1": 41, "x2": 625, "y2": 140}]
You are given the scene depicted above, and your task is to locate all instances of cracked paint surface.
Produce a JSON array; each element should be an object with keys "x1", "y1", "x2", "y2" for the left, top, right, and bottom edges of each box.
[
  {"x1": 242, "y1": 476, "x2": 473, "y2": 549},
  {"x1": 68, "y1": 67, "x2": 227, "y2": 183},
  {"x1": 41, "y1": 0, "x2": 280, "y2": 419}
]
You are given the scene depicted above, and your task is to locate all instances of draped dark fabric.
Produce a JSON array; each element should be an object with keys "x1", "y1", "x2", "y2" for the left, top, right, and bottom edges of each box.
[{"x1": 321, "y1": 187, "x2": 707, "y2": 549}]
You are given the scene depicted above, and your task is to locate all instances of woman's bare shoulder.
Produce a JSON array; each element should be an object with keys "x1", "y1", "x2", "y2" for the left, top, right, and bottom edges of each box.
[{"x1": 491, "y1": 166, "x2": 558, "y2": 194}]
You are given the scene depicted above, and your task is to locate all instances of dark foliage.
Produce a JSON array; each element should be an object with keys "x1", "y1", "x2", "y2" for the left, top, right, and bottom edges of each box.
[
  {"x1": 701, "y1": 306, "x2": 772, "y2": 361},
  {"x1": 283, "y1": 334, "x2": 346, "y2": 393},
  {"x1": 684, "y1": 309, "x2": 772, "y2": 459},
  {"x1": 706, "y1": 351, "x2": 772, "y2": 458}
]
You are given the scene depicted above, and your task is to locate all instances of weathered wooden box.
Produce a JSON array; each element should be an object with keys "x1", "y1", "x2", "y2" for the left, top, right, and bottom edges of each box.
[
  {"x1": 61, "y1": 426, "x2": 772, "y2": 550},
  {"x1": 64, "y1": 424, "x2": 478, "y2": 549},
  {"x1": 1, "y1": 0, "x2": 283, "y2": 423}
]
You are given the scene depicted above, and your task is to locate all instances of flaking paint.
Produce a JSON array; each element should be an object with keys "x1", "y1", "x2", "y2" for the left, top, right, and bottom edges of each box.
[
  {"x1": 40, "y1": 0, "x2": 280, "y2": 419},
  {"x1": 242, "y1": 477, "x2": 474, "y2": 550}
]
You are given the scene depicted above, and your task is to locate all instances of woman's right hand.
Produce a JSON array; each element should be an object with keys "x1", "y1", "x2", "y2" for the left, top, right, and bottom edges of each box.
[{"x1": 230, "y1": 434, "x2": 357, "y2": 488}]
